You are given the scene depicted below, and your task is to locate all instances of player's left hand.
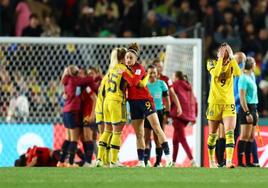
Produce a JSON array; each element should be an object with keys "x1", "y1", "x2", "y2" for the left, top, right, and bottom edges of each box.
[
  {"x1": 89, "y1": 113, "x2": 95, "y2": 123},
  {"x1": 226, "y1": 44, "x2": 234, "y2": 59},
  {"x1": 117, "y1": 69, "x2": 124, "y2": 74},
  {"x1": 83, "y1": 114, "x2": 94, "y2": 125}
]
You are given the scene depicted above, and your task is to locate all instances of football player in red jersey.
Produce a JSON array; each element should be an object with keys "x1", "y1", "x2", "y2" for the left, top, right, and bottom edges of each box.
[
  {"x1": 121, "y1": 43, "x2": 172, "y2": 167},
  {"x1": 80, "y1": 68, "x2": 97, "y2": 167},
  {"x1": 14, "y1": 146, "x2": 86, "y2": 167},
  {"x1": 15, "y1": 146, "x2": 60, "y2": 167},
  {"x1": 58, "y1": 65, "x2": 97, "y2": 167}
]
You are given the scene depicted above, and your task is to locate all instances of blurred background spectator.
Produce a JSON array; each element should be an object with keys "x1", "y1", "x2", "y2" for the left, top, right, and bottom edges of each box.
[
  {"x1": 41, "y1": 14, "x2": 61, "y2": 37},
  {"x1": 6, "y1": 86, "x2": 29, "y2": 123},
  {"x1": 22, "y1": 13, "x2": 43, "y2": 36},
  {"x1": 0, "y1": 0, "x2": 265, "y2": 52},
  {"x1": 15, "y1": 0, "x2": 31, "y2": 36}
]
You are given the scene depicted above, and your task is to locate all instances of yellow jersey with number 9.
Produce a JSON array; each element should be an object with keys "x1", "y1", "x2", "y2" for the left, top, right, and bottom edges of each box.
[
  {"x1": 105, "y1": 63, "x2": 131, "y2": 102},
  {"x1": 207, "y1": 58, "x2": 241, "y2": 104}
]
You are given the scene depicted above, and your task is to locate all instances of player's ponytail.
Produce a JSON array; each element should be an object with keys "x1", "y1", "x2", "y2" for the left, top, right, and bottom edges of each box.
[
  {"x1": 175, "y1": 71, "x2": 185, "y2": 80},
  {"x1": 109, "y1": 48, "x2": 120, "y2": 69},
  {"x1": 117, "y1": 48, "x2": 127, "y2": 61}
]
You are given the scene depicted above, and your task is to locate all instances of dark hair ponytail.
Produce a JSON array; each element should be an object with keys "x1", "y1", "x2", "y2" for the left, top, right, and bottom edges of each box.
[{"x1": 175, "y1": 71, "x2": 186, "y2": 80}]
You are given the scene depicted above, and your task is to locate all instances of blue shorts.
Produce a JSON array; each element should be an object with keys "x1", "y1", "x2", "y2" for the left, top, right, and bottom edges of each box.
[
  {"x1": 128, "y1": 99, "x2": 156, "y2": 120},
  {"x1": 144, "y1": 110, "x2": 164, "y2": 130},
  {"x1": 63, "y1": 111, "x2": 82, "y2": 129}
]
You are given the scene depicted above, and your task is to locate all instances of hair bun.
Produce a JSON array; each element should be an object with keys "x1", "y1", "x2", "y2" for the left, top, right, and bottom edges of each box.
[{"x1": 127, "y1": 43, "x2": 140, "y2": 56}]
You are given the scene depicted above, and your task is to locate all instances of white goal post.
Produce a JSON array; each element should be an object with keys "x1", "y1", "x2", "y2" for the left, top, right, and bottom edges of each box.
[{"x1": 0, "y1": 37, "x2": 202, "y2": 166}]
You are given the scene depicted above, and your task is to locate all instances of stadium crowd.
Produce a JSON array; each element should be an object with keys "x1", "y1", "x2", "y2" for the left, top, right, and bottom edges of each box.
[
  {"x1": 0, "y1": 0, "x2": 268, "y2": 119},
  {"x1": 0, "y1": 0, "x2": 267, "y2": 169}
]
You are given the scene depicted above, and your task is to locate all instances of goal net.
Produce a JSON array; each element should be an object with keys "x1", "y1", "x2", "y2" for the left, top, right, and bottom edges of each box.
[{"x1": 0, "y1": 37, "x2": 202, "y2": 166}]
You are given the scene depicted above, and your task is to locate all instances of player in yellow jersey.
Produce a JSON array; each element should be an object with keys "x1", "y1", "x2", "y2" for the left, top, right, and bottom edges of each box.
[
  {"x1": 206, "y1": 43, "x2": 241, "y2": 168},
  {"x1": 96, "y1": 47, "x2": 130, "y2": 167},
  {"x1": 95, "y1": 74, "x2": 108, "y2": 133},
  {"x1": 96, "y1": 47, "x2": 149, "y2": 167},
  {"x1": 95, "y1": 49, "x2": 130, "y2": 166},
  {"x1": 95, "y1": 74, "x2": 111, "y2": 165}
]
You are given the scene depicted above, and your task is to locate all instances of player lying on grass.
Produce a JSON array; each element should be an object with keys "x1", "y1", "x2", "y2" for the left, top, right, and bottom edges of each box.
[
  {"x1": 15, "y1": 146, "x2": 61, "y2": 167},
  {"x1": 15, "y1": 146, "x2": 86, "y2": 167}
]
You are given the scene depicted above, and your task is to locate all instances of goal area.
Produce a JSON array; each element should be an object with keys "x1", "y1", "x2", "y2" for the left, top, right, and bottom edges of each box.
[{"x1": 0, "y1": 37, "x2": 202, "y2": 167}]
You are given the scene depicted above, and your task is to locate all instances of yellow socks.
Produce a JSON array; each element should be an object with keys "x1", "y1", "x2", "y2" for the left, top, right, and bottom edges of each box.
[
  {"x1": 207, "y1": 133, "x2": 218, "y2": 162},
  {"x1": 103, "y1": 135, "x2": 112, "y2": 165},
  {"x1": 97, "y1": 131, "x2": 112, "y2": 161},
  {"x1": 225, "y1": 130, "x2": 235, "y2": 164},
  {"x1": 110, "y1": 131, "x2": 121, "y2": 163}
]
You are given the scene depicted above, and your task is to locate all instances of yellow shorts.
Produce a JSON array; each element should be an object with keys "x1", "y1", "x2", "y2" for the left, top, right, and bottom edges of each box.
[
  {"x1": 103, "y1": 99, "x2": 127, "y2": 125},
  {"x1": 95, "y1": 97, "x2": 104, "y2": 124},
  {"x1": 95, "y1": 112, "x2": 103, "y2": 125},
  {"x1": 206, "y1": 103, "x2": 236, "y2": 121}
]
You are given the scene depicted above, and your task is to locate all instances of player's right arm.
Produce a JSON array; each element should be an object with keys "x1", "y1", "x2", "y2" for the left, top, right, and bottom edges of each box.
[
  {"x1": 207, "y1": 45, "x2": 227, "y2": 76},
  {"x1": 73, "y1": 76, "x2": 98, "y2": 93},
  {"x1": 122, "y1": 65, "x2": 145, "y2": 87},
  {"x1": 26, "y1": 157, "x2": 38, "y2": 167},
  {"x1": 207, "y1": 58, "x2": 223, "y2": 77},
  {"x1": 230, "y1": 58, "x2": 241, "y2": 76},
  {"x1": 137, "y1": 73, "x2": 149, "y2": 87}
]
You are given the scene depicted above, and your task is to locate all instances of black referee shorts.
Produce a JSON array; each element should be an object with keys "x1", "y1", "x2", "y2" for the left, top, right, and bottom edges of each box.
[{"x1": 239, "y1": 104, "x2": 258, "y2": 126}]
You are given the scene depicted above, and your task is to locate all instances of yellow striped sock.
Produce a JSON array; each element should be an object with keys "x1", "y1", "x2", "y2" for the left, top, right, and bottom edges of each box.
[
  {"x1": 110, "y1": 132, "x2": 121, "y2": 163},
  {"x1": 97, "y1": 131, "x2": 112, "y2": 160},
  {"x1": 103, "y1": 134, "x2": 112, "y2": 165},
  {"x1": 207, "y1": 133, "x2": 218, "y2": 162},
  {"x1": 225, "y1": 130, "x2": 235, "y2": 163}
]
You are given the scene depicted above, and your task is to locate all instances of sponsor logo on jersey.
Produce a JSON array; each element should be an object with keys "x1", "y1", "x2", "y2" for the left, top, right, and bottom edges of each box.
[{"x1": 135, "y1": 69, "x2": 141, "y2": 75}]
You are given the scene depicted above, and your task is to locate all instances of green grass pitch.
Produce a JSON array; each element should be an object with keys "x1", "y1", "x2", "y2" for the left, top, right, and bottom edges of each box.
[{"x1": 0, "y1": 167, "x2": 267, "y2": 188}]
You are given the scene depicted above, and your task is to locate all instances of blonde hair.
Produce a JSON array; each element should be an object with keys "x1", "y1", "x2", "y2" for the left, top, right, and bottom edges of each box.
[{"x1": 108, "y1": 47, "x2": 127, "y2": 69}]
